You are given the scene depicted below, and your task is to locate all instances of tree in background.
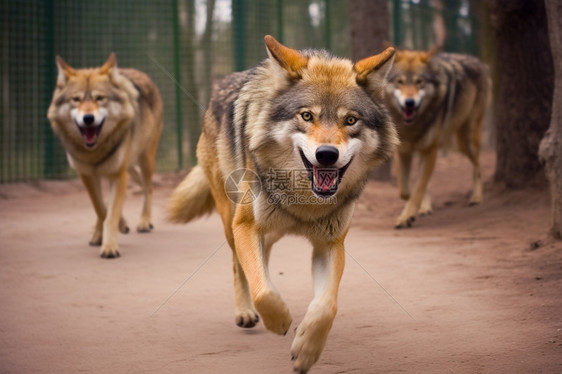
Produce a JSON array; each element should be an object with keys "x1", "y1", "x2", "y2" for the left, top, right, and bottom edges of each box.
[
  {"x1": 182, "y1": 0, "x2": 201, "y2": 166},
  {"x1": 539, "y1": 0, "x2": 562, "y2": 238},
  {"x1": 486, "y1": 0, "x2": 554, "y2": 188},
  {"x1": 201, "y1": 0, "x2": 216, "y2": 107},
  {"x1": 348, "y1": 0, "x2": 392, "y2": 180}
]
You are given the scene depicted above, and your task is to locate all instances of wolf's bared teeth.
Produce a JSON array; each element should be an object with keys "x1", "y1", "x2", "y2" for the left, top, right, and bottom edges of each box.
[
  {"x1": 403, "y1": 107, "x2": 416, "y2": 121},
  {"x1": 313, "y1": 166, "x2": 338, "y2": 192}
]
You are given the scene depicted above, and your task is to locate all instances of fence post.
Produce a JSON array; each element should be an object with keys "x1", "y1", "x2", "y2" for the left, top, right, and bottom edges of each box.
[
  {"x1": 325, "y1": 0, "x2": 331, "y2": 51},
  {"x1": 233, "y1": 0, "x2": 245, "y2": 71},
  {"x1": 276, "y1": 0, "x2": 283, "y2": 43},
  {"x1": 43, "y1": 0, "x2": 57, "y2": 179},
  {"x1": 393, "y1": 0, "x2": 402, "y2": 46},
  {"x1": 172, "y1": 0, "x2": 183, "y2": 170}
]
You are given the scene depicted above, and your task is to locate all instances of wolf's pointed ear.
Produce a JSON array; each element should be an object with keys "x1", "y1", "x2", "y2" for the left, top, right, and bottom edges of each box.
[
  {"x1": 354, "y1": 47, "x2": 395, "y2": 91},
  {"x1": 99, "y1": 52, "x2": 118, "y2": 79},
  {"x1": 383, "y1": 40, "x2": 395, "y2": 49},
  {"x1": 421, "y1": 45, "x2": 440, "y2": 63},
  {"x1": 55, "y1": 56, "x2": 76, "y2": 86},
  {"x1": 264, "y1": 35, "x2": 308, "y2": 79}
]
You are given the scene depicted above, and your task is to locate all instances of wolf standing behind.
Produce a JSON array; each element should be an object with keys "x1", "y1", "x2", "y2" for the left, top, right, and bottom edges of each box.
[
  {"x1": 384, "y1": 47, "x2": 491, "y2": 228},
  {"x1": 168, "y1": 35, "x2": 398, "y2": 372},
  {"x1": 47, "y1": 53, "x2": 163, "y2": 258}
]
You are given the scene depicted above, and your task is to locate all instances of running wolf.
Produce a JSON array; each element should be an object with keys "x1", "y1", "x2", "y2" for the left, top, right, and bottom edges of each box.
[
  {"x1": 168, "y1": 35, "x2": 398, "y2": 372},
  {"x1": 47, "y1": 53, "x2": 163, "y2": 258},
  {"x1": 384, "y1": 47, "x2": 491, "y2": 228}
]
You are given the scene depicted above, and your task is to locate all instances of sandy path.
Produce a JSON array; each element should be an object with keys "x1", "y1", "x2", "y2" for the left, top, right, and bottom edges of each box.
[{"x1": 1, "y1": 151, "x2": 561, "y2": 373}]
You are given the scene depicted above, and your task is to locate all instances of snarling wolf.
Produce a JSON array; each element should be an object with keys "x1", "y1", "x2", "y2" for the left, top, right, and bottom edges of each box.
[
  {"x1": 47, "y1": 53, "x2": 163, "y2": 258},
  {"x1": 384, "y1": 47, "x2": 491, "y2": 228},
  {"x1": 168, "y1": 35, "x2": 398, "y2": 373}
]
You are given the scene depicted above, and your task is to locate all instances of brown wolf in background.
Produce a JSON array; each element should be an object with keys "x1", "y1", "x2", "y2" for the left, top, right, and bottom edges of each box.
[
  {"x1": 168, "y1": 35, "x2": 398, "y2": 372},
  {"x1": 384, "y1": 47, "x2": 491, "y2": 228},
  {"x1": 47, "y1": 53, "x2": 163, "y2": 258}
]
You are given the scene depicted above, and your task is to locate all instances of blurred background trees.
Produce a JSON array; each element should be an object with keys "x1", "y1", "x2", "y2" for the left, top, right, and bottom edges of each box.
[
  {"x1": 539, "y1": 0, "x2": 562, "y2": 239},
  {"x1": 1, "y1": 0, "x2": 560, "y2": 236}
]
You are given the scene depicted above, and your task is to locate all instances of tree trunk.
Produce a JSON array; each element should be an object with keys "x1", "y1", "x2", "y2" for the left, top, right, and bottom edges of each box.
[
  {"x1": 349, "y1": 0, "x2": 389, "y2": 58},
  {"x1": 539, "y1": 0, "x2": 562, "y2": 238},
  {"x1": 349, "y1": 0, "x2": 392, "y2": 181},
  {"x1": 200, "y1": 0, "x2": 216, "y2": 107},
  {"x1": 487, "y1": 0, "x2": 554, "y2": 188},
  {"x1": 183, "y1": 0, "x2": 200, "y2": 166}
]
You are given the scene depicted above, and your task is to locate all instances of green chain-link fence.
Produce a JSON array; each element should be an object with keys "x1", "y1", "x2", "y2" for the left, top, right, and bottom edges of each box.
[{"x1": 0, "y1": 0, "x2": 481, "y2": 183}]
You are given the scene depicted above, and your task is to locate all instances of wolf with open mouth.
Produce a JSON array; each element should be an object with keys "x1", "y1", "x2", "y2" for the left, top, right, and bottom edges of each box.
[
  {"x1": 384, "y1": 46, "x2": 491, "y2": 228},
  {"x1": 168, "y1": 36, "x2": 398, "y2": 373},
  {"x1": 47, "y1": 53, "x2": 163, "y2": 258}
]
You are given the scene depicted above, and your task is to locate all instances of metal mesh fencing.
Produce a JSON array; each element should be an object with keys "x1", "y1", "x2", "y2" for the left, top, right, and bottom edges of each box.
[{"x1": 0, "y1": 0, "x2": 481, "y2": 183}]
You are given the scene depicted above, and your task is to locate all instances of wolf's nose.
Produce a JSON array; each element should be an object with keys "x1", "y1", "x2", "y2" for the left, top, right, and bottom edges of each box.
[
  {"x1": 83, "y1": 114, "x2": 95, "y2": 125},
  {"x1": 316, "y1": 146, "x2": 339, "y2": 166},
  {"x1": 405, "y1": 99, "x2": 415, "y2": 108}
]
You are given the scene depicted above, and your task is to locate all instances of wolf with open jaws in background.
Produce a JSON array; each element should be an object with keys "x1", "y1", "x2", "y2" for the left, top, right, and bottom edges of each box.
[
  {"x1": 384, "y1": 47, "x2": 491, "y2": 228},
  {"x1": 168, "y1": 35, "x2": 397, "y2": 372},
  {"x1": 47, "y1": 53, "x2": 163, "y2": 258}
]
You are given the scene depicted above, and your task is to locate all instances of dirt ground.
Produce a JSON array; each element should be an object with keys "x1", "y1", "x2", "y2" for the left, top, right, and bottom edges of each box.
[{"x1": 1, "y1": 150, "x2": 561, "y2": 374}]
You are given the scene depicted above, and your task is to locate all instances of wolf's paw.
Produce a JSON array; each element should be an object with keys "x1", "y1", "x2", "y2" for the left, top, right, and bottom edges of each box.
[
  {"x1": 136, "y1": 218, "x2": 154, "y2": 233},
  {"x1": 290, "y1": 317, "x2": 331, "y2": 374},
  {"x1": 395, "y1": 215, "x2": 415, "y2": 229},
  {"x1": 119, "y1": 217, "x2": 130, "y2": 234},
  {"x1": 100, "y1": 244, "x2": 120, "y2": 259},
  {"x1": 254, "y1": 290, "x2": 292, "y2": 335},
  {"x1": 418, "y1": 206, "x2": 433, "y2": 216},
  {"x1": 468, "y1": 196, "x2": 481, "y2": 206},
  {"x1": 399, "y1": 192, "x2": 410, "y2": 201},
  {"x1": 89, "y1": 232, "x2": 102, "y2": 246},
  {"x1": 235, "y1": 309, "x2": 260, "y2": 328}
]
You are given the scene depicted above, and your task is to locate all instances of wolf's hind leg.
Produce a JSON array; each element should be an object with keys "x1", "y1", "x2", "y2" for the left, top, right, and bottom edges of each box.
[
  {"x1": 419, "y1": 191, "x2": 433, "y2": 216},
  {"x1": 128, "y1": 165, "x2": 143, "y2": 187},
  {"x1": 136, "y1": 135, "x2": 159, "y2": 233},
  {"x1": 395, "y1": 147, "x2": 438, "y2": 228},
  {"x1": 457, "y1": 120, "x2": 483, "y2": 206},
  {"x1": 291, "y1": 235, "x2": 346, "y2": 373}
]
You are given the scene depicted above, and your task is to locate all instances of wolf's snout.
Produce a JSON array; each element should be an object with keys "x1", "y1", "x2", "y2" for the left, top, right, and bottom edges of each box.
[
  {"x1": 404, "y1": 98, "x2": 416, "y2": 108},
  {"x1": 315, "y1": 146, "x2": 339, "y2": 166},
  {"x1": 83, "y1": 114, "x2": 95, "y2": 125}
]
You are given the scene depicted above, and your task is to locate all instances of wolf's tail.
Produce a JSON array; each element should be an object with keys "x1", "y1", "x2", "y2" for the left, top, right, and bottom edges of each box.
[{"x1": 167, "y1": 165, "x2": 215, "y2": 223}]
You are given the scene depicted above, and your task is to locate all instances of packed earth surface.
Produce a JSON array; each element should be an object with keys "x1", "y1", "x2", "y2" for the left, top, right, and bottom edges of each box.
[{"x1": 1, "y1": 150, "x2": 561, "y2": 373}]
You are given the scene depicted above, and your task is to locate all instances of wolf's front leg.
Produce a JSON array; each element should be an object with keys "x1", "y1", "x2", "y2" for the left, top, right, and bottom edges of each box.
[
  {"x1": 101, "y1": 169, "x2": 129, "y2": 258},
  {"x1": 80, "y1": 173, "x2": 106, "y2": 246},
  {"x1": 232, "y1": 205, "x2": 292, "y2": 335},
  {"x1": 396, "y1": 150, "x2": 413, "y2": 201},
  {"x1": 291, "y1": 235, "x2": 346, "y2": 373},
  {"x1": 395, "y1": 147, "x2": 437, "y2": 228}
]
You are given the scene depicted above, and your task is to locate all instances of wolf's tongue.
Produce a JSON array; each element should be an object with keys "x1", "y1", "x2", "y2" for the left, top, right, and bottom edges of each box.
[
  {"x1": 403, "y1": 107, "x2": 415, "y2": 120},
  {"x1": 83, "y1": 127, "x2": 98, "y2": 144},
  {"x1": 313, "y1": 166, "x2": 337, "y2": 192}
]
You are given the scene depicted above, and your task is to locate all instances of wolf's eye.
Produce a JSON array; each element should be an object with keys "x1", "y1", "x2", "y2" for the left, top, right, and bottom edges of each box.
[
  {"x1": 345, "y1": 116, "x2": 358, "y2": 126},
  {"x1": 301, "y1": 112, "x2": 313, "y2": 122},
  {"x1": 415, "y1": 78, "x2": 424, "y2": 85},
  {"x1": 71, "y1": 96, "x2": 81, "y2": 103},
  {"x1": 396, "y1": 79, "x2": 404, "y2": 85},
  {"x1": 95, "y1": 95, "x2": 106, "y2": 102}
]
